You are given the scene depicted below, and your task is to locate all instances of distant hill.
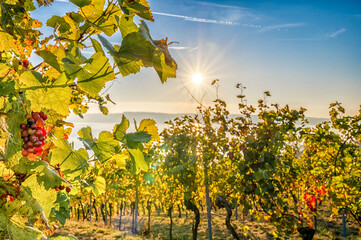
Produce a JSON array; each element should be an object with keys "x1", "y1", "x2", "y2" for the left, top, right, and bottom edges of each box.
[
  {"x1": 67, "y1": 111, "x2": 329, "y2": 129},
  {"x1": 67, "y1": 111, "x2": 330, "y2": 149}
]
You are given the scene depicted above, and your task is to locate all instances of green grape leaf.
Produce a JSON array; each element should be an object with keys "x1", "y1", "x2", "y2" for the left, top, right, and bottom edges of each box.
[
  {"x1": 63, "y1": 52, "x2": 115, "y2": 97},
  {"x1": 0, "y1": 32, "x2": 15, "y2": 52},
  {"x1": 19, "y1": 72, "x2": 72, "y2": 116},
  {"x1": 49, "y1": 140, "x2": 89, "y2": 179},
  {"x1": 113, "y1": 114, "x2": 129, "y2": 141},
  {"x1": 115, "y1": 14, "x2": 138, "y2": 38},
  {"x1": 99, "y1": 104, "x2": 109, "y2": 115},
  {"x1": 88, "y1": 176, "x2": 106, "y2": 197},
  {"x1": 0, "y1": 81, "x2": 14, "y2": 97},
  {"x1": 66, "y1": 43, "x2": 88, "y2": 65},
  {"x1": 99, "y1": 21, "x2": 177, "y2": 81},
  {"x1": 22, "y1": 174, "x2": 58, "y2": 218},
  {"x1": 117, "y1": 30, "x2": 154, "y2": 66},
  {"x1": 38, "y1": 49, "x2": 62, "y2": 72},
  {"x1": 29, "y1": 161, "x2": 64, "y2": 189},
  {"x1": 138, "y1": 119, "x2": 159, "y2": 141},
  {"x1": 0, "y1": 212, "x2": 44, "y2": 240},
  {"x1": 121, "y1": 0, "x2": 154, "y2": 21},
  {"x1": 125, "y1": 131, "x2": 151, "y2": 144},
  {"x1": 70, "y1": 0, "x2": 91, "y2": 7},
  {"x1": 117, "y1": 57, "x2": 142, "y2": 77},
  {"x1": 52, "y1": 192, "x2": 70, "y2": 225},
  {"x1": 46, "y1": 16, "x2": 71, "y2": 33},
  {"x1": 4, "y1": 97, "x2": 26, "y2": 166},
  {"x1": 97, "y1": 35, "x2": 117, "y2": 55},
  {"x1": 87, "y1": 4, "x2": 119, "y2": 37},
  {"x1": 0, "y1": 64, "x2": 12, "y2": 95},
  {"x1": 78, "y1": 127, "x2": 119, "y2": 162},
  {"x1": 113, "y1": 153, "x2": 127, "y2": 168},
  {"x1": 128, "y1": 148, "x2": 148, "y2": 174},
  {"x1": 153, "y1": 49, "x2": 177, "y2": 83},
  {"x1": 81, "y1": 0, "x2": 105, "y2": 22},
  {"x1": 98, "y1": 34, "x2": 142, "y2": 76},
  {"x1": 90, "y1": 38, "x2": 104, "y2": 55}
]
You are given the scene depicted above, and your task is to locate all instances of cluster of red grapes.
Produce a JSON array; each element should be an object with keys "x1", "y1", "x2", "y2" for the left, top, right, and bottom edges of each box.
[
  {"x1": 54, "y1": 165, "x2": 72, "y2": 193},
  {"x1": 304, "y1": 185, "x2": 326, "y2": 212},
  {"x1": 54, "y1": 185, "x2": 71, "y2": 193},
  {"x1": 21, "y1": 111, "x2": 47, "y2": 158}
]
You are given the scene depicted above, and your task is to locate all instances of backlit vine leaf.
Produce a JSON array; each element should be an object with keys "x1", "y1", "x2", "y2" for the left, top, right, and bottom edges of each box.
[
  {"x1": 19, "y1": 72, "x2": 72, "y2": 116},
  {"x1": 49, "y1": 140, "x2": 89, "y2": 179}
]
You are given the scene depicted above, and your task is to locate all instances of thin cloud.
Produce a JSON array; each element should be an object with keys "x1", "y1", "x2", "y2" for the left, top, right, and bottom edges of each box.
[
  {"x1": 168, "y1": 46, "x2": 199, "y2": 52},
  {"x1": 187, "y1": 47, "x2": 199, "y2": 52},
  {"x1": 152, "y1": 11, "x2": 239, "y2": 26},
  {"x1": 196, "y1": 1, "x2": 250, "y2": 10},
  {"x1": 328, "y1": 28, "x2": 346, "y2": 38},
  {"x1": 258, "y1": 23, "x2": 305, "y2": 32},
  {"x1": 195, "y1": 1, "x2": 260, "y2": 21},
  {"x1": 168, "y1": 46, "x2": 191, "y2": 50}
]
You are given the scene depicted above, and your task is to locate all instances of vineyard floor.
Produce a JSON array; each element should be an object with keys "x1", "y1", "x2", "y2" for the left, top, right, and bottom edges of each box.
[{"x1": 53, "y1": 211, "x2": 360, "y2": 240}]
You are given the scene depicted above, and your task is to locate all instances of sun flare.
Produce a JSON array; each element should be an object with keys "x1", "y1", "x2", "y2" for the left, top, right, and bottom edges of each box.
[{"x1": 191, "y1": 73, "x2": 203, "y2": 85}]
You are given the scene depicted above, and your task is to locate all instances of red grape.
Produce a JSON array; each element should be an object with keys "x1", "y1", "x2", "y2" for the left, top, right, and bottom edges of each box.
[
  {"x1": 29, "y1": 135, "x2": 37, "y2": 142},
  {"x1": 34, "y1": 141, "x2": 42, "y2": 148},
  {"x1": 66, "y1": 187, "x2": 71, "y2": 193},
  {"x1": 31, "y1": 112, "x2": 40, "y2": 121},
  {"x1": 28, "y1": 129, "x2": 36, "y2": 135},
  {"x1": 20, "y1": 123, "x2": 27, "y2": 129},
  {"x1": 39, "y1": 135, "x2": 45, "y2": 141},
  {"x1": 39, "y1": 112, "x2": 47, "y2": 120},
  {"x1": 26, "y1": 141, "x2": 34, "y2": 148},
  {"x1": 36, "y1": 119, "x2": 44, "y2": 127},
  {"x1": 28, "y1": 148, "x2": 34, "y2": 153},
  {"x1": 27, "y1": 118, "x2": 35, "y2": 125},
  {"x1": 22, "y1": 59, "x2": 29, "y2": 69},
  {"x1": 21, "y1": 130, "x2": 29, "y2": 137},
  {"x1": 35, "y1": 130, "x2": 42, "y2": 137},
  {"x1": 30, "y1": 123, "x2": 37, "y2": 129},
  {"x1": 22, "y1": 150, "x2": 29, "y2": 156}
]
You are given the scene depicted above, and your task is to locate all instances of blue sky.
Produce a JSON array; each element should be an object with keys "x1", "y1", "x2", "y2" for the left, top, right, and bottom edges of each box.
[{"x1": 34, "y1": 0, "x2": 361, "y2": 117}]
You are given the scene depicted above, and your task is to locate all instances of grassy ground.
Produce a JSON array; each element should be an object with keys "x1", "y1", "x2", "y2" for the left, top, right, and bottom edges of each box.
[{"x1": 54, "y1": 210, "x2": 361, "y2": 240}]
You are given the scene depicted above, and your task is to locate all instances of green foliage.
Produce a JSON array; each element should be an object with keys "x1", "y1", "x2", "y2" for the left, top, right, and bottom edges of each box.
[{"x1": 0, "y1": 0, "x2": 177, "y2": 238}]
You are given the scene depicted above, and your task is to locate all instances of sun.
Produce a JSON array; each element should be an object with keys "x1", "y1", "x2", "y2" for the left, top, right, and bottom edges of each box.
[{"x1": 191, "y1": 73, "x2": 203, "y2": 85}]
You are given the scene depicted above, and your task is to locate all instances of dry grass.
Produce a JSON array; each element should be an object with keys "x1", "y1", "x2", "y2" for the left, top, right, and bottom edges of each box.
[{"x1": 54, "y1": 210, "x2": 361, "y2": 240}]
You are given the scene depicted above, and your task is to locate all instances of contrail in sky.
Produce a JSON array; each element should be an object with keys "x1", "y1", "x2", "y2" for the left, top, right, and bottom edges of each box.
[
  {"x1": 153, "y1": 11, "x2": 262, "y2": 29},
  {"x1": 328, "y1": 28, "x2": 346, "y2": 38},
  {"x1": 153, "y1": 11, "x2": 240, "y2": 26}
]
